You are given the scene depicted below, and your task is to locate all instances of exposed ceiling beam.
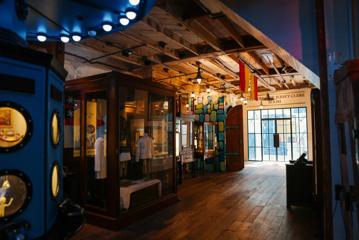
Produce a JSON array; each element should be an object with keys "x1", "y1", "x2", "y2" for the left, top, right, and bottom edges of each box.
[
  {"x1": 142, "y1": 14, "x2": 199, "y2": 55},
  {"x1": 183, "y1": 18, "x2": 224, "y2": 52},
  {"x1": 196, "y1": 0, "x2": 320, "y2": 88},
  {"x1": 118, "y1": 32, "x2": 180, "y2": 60},
  {"x1": 246, "y1": 51, "x2": 270, "y2": 75},
  {"x1": 218, "y1": 16, "x2": 245, "y2": 48},
  {"x1": 185, "y1": 62, "x2": 238, "y2": 90},
  {"x1": 78, "y1": 40, "x2": 145, "y2": 67},
  {"x1": 229, "y1": 54, "x2": 276, "y2": 91}
]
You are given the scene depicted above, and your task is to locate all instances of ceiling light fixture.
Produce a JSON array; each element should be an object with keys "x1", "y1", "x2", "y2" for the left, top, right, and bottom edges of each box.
[
  {"x1": 206, "y1": 86, "x2": 210, "y2": 93},
  {"x1": 243, "y1": 99, "x2": 248, "y2": 105},
  {"x1": 37, "y1": 33, "x2": 47, "y2": 42},
  {"x1": 102, "y1": 22, "x2": 113, "y2": 32},
  {"x1": 122, "y1": 48, "x2": 133, "y2": 57},
  {"x1": 60, "y1": 34, "x2": 70, "y2": 43},
  {"x1": 129, "y1": 0, "x2": 140, "y2": 6},
  {"x1": 119, "y1": 17, "x2": 130, "y2": 26},
  {"x1": 195, "y1": 61, "x2": 203, "y2": 84},
  {"x1": 72, "y1": 33, "x2": 82, "y2": 42},
  {"x1": 191, "y1": 92, "x2": 195, "y2": 98},
  {"x1": 126, "y1": 9, "x2": 137, "y2": 20}
]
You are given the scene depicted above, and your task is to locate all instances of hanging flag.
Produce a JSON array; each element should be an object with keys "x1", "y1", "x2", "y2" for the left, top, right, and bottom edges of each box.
[
  {"x1": 239, "y1": 61, "x2": 245, "y2": 92},
  {"x1": 249, "y1": 75, "x2": 258, "y2": 101},
  {"x1": 253, "y1": 75, "x2": 258, "y2": 100},
  {"x1": 239, "y1": 61, "x2": 250, "y2": 93}
]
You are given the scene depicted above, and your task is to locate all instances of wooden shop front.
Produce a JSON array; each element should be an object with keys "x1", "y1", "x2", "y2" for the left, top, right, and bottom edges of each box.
[{"x1": 63, "y1": 71, "x2": 178, "y2": 228}]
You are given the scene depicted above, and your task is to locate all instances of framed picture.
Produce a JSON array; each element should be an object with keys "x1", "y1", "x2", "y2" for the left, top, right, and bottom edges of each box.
[{"x1": 0, "y1": 109, "x2": 11, "y2": 127}]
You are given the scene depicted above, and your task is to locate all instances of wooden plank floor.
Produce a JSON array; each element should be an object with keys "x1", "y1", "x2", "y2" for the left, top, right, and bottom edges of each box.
[{"x1": 71, "y1": 162, "x2": 321, "y2": 240}]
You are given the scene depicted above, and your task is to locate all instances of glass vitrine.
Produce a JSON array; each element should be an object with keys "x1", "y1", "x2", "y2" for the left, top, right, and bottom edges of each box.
[{"x1": 64, "y1": 72, "x2": 176, "y2": 228}]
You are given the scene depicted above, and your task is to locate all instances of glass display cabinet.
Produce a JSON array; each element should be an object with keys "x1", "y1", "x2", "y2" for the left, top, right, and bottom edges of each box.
[{"x1": 64, "y1": 71, "x2": 177, "y2": 228}]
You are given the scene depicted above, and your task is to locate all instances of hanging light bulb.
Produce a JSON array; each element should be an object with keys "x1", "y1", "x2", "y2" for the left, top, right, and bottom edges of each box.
[
  {"x1": 206, "y1": 86, "x2": 210, "y2": 93},
  {"x1": 37, "y1": 33, "x2": 47, "y2": 42},
  {"x1": 260, "y1": 100, "x2": 264, "y2": 109},
  {"x1": 191, "y1": 92, "x2": 195, "y2": 98},
  {"x1": 185, "y1": 103, "x2": 189, "y2": 108},
  {"x1": 102, "y1": 22, "x2": 113, "y2": 32},
  {"x1": 72, "y1": 33, "x2": 82, "y2": 42},
  {"x1": 60, "y1": 34, "x2": 70, "y2": 43},
  {"x1": 129, "y1": 0, "x2": 140, "y2": 6},
  {"x1": 243, "y1": 99, "x2": 248, "y2": 105},
  {"x1": 195, "y1": 62, "x2": 203, "y2": 84},
  {"x1": 126, "y1": 9, "x2": 137, "y2": 20},
  {"x1": 119, "y1": 17, "x2": 130, "y2": 26}
]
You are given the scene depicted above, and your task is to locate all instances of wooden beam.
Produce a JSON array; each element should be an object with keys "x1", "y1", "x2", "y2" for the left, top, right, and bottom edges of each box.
[
  {"x1": 185, "y1": 62, "x2": 238, "y2": 90},
  {"x1": 229, "y1": 54, "x2": 276, "y2": 91},
  {"x1": 78, "y1": 40, "x2": 145, "y2": 67},
  {"x1": 247, "y1": 51, "x2": 270, "y2": 75},
  {"x1": 218, "y1": 16, "x2": 246, "y2": 48},
  {"x1": 184, "y1": 18, "x2": 223, "y2": 52},
  {"x1": 142, "y1": 15, "x2": 199, "y2": 55},
  {"x1": 206, "y1": 58, "x2": 238, "y2": 79},
  {"x1": 118, "y1": 32, "x2": 180, "y2": 60}
]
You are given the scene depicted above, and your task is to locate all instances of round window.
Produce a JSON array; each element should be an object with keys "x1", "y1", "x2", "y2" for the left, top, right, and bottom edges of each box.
[
  {"x1": 51, "y1": 163, "x2": 60, "y2": 198},
  {"x1": 0, "y1": 102, "x2": 32, "y2": 152},
  {"x1": 0, "y1": 171, "x2": 32, "y2": 221},
  {"x1": 51, "y1": 112, "x2": 60, "y2": 146}
]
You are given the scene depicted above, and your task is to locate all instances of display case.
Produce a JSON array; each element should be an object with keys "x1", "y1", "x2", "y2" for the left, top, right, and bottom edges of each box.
[{"x1": 64, "y1": 71, "x2": 177, "y2": 228}]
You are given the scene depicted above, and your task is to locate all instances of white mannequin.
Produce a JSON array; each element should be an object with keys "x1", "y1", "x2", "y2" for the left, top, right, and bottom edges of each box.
[{"x1": 136, "y1": 132, "x2": 154, "y2": 177}]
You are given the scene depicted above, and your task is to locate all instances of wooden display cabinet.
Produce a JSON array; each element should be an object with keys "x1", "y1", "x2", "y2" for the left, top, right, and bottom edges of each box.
[{"x1": 64, "y1": 71, "x2": 178, "y2": 229}]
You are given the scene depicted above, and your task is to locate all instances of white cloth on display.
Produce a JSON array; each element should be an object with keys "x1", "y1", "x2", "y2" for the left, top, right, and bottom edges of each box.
[
  {"x1": 136, "y1": 133, "x2": 154, "y2": 162},
  {"x1": 94, "y1": 137, "x2": 107, "y2": 179}
]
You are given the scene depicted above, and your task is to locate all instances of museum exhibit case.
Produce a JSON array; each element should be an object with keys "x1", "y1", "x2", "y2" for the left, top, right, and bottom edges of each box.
[{"x1": 64, "y1": 71, "x2": 177, "y2": 228}]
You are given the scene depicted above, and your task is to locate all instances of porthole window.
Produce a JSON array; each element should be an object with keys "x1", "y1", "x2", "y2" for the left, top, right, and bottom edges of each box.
[
  {"x1": 51, "y1": 112, "x2": 60, "y2": 146},
  {"x1": 0, "y1": 102, "x2": 32, "y2": 153},
  {"x1": 0, "y1": 170, "x2": 32, "y2": 222},
  {"x1": 50, "y1": 163, "x2": 60, "y2": 198}
]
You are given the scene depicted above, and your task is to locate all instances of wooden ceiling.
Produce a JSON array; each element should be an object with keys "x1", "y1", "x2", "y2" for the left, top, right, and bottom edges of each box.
[{"x1": 64, "y1": 0, "x2": 314, "y2": 95}]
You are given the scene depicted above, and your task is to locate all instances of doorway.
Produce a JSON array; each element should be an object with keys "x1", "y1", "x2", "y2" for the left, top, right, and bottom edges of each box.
[
  {"x1": 248, "y1": 107, "x2": 308, "y2": 162},
  {"x1": 261, "y1": 118, "x2": 292, "y2": 161}
]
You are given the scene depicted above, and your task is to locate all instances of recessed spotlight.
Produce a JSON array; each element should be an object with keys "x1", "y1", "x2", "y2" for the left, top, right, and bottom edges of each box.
[
  {"x1": 72, "y1": 34, "x2": 82, "y2": 42},
  {"x1": 102, "y1": 23, "x2": 113, "y2": 32},
  {"x1": 60, "y1": 35, "x2": 70, "y2": 43},
  {"x1": 119, "y1": 17, "x2": 130, "y2": 26},
  {"x1": 37, "y1": 33, "x2": 47, "y2": 42},
  {"x1": 126, "y1": 9, "x2": 137, "y2": 20},
  {"x1": 129, "y1": 0, "x2": 140, "y2": 6},
  {"x1": 88, "y1": 30, "x2": 97, "y2": 37}
]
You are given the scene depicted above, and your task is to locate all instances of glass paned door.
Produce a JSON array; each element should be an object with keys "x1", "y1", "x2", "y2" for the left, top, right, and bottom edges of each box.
[
  {"x1": 262, "y1": 119, "x2": 276, "y2": 161},
  {"x1": 277, "y1": 119, "x2": 292, "y2": 161},
  {"x1": 261, "y1": 118, "x2": 291, "y2": 161}
]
